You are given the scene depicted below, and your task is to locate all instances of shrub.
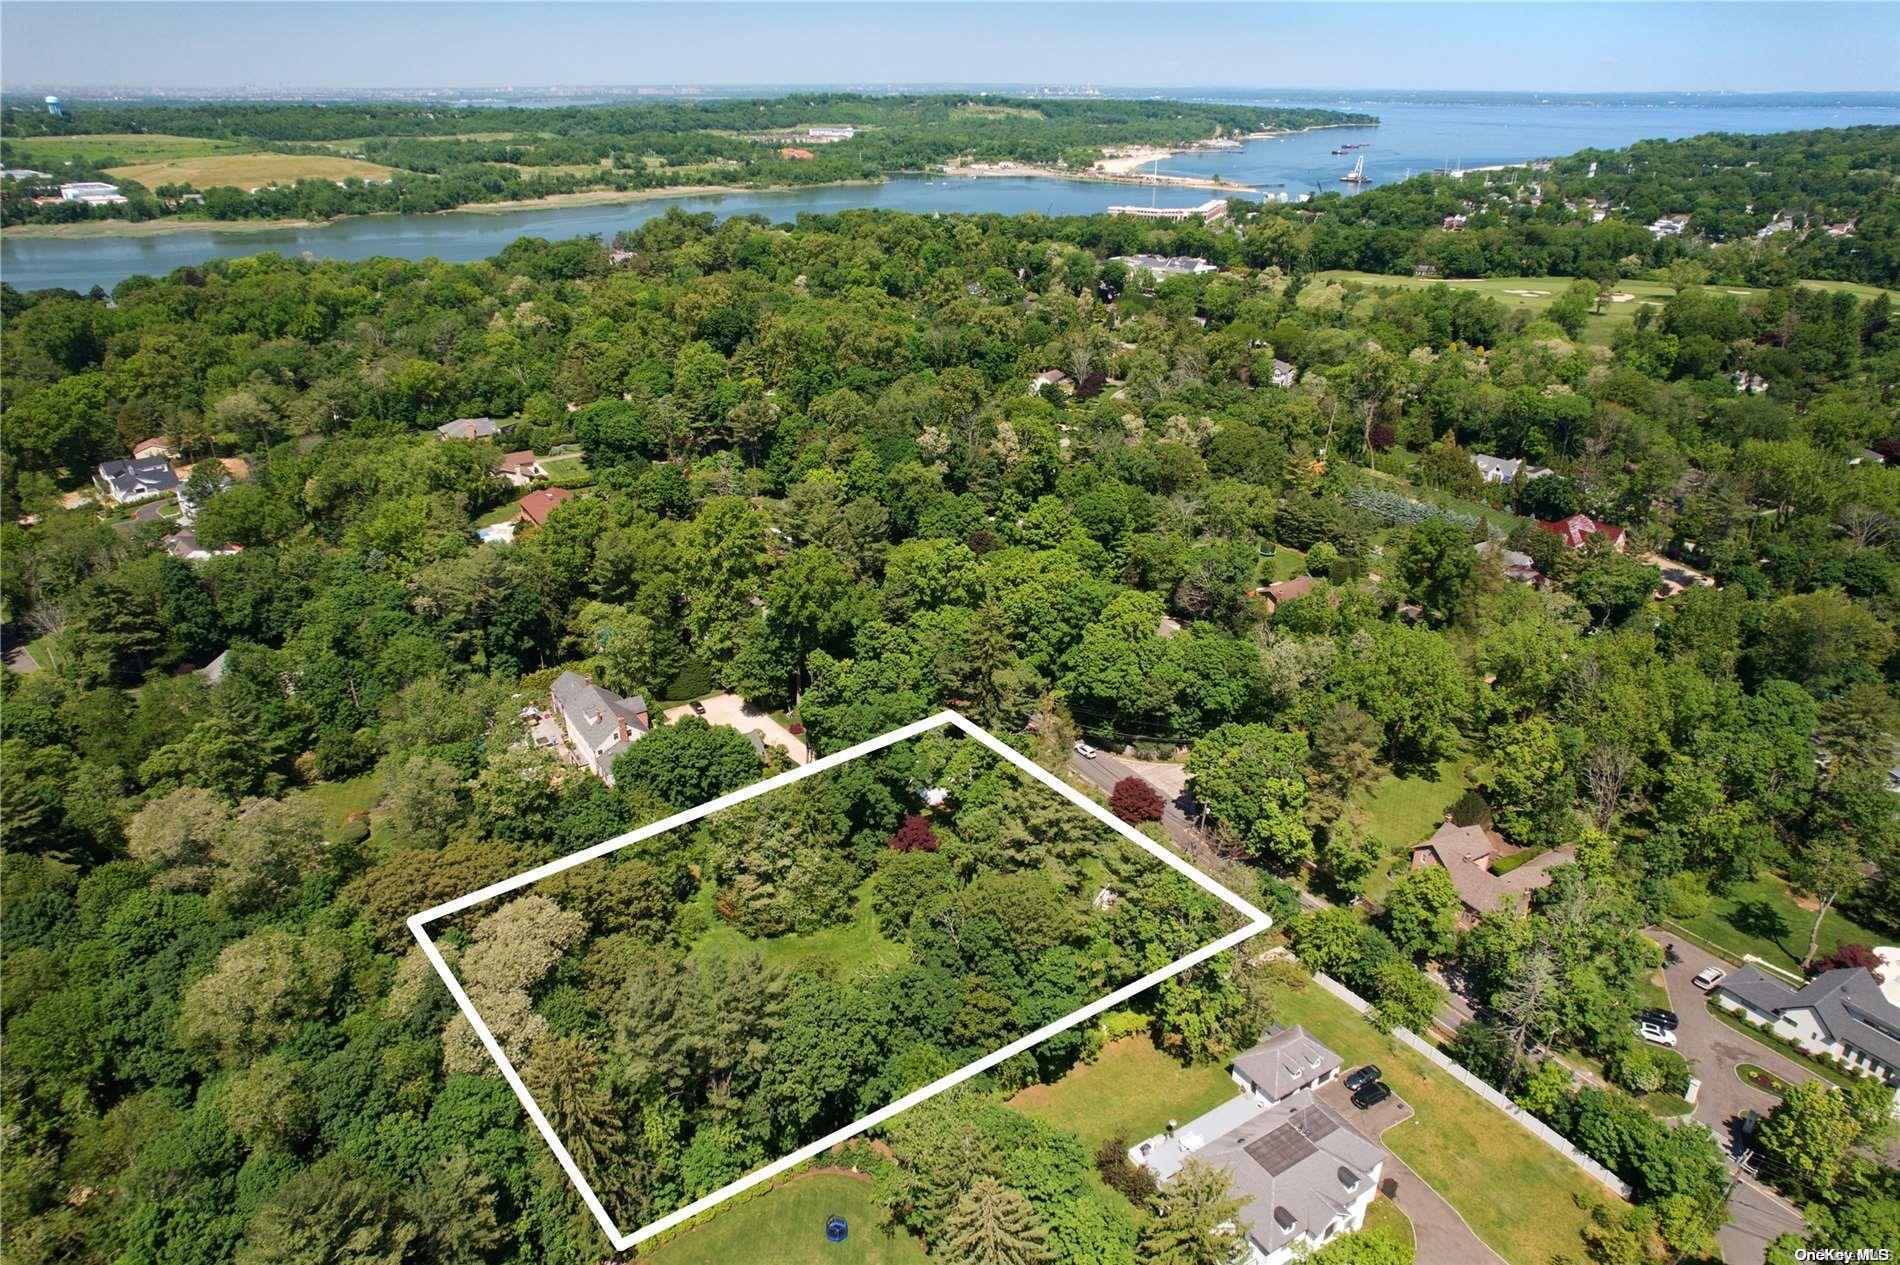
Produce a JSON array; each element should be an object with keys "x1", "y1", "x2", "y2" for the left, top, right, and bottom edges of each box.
[
  {"x1": 888, "y1": 814, "x2": 939, "y2": 853},
  {"x1": 1094, "y1": 1133, "x2": 1158, "y2": 1203},
  {"x1": 1108, "y1": 777, "x2": 1165, "y2": 824},
  {"x1": 1813, "y1": 943, "x2": 1884, "y2": 981}
]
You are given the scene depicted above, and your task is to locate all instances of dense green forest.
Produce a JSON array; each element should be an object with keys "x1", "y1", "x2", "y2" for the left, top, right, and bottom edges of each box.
[
  {"x1": 0, "y1": 92, "x2": 1371, "y2": 226},
  {"x1": 3, "y1": 126, "x2": 1899, "y2": 1265}
]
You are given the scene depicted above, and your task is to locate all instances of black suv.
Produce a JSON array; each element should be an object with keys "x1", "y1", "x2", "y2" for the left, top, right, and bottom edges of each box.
[
  {"x1": 1636, "y1": 1008, "x2": 1680, "y2": 1031},
  {"x1": 1351, "y1": 1080, "x2": 1393, "y2": 1110},
  {"x1": 1344, "y1": 1064, "x2": 1382, "y2": 1092}
]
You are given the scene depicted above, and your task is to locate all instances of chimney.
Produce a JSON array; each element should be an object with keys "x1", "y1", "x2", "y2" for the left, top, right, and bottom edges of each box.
[{"x1": 617, "y1": 718, "x2": 631, "y2": 742}]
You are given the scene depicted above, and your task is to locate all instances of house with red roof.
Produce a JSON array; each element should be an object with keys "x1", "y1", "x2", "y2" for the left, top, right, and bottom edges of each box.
[
  {"x1": 514, "y1": 486, "x2": 575, "y2": 528},
  {"x1": 1537, "y1": 513, "x2": 1625, "y2": 552}
]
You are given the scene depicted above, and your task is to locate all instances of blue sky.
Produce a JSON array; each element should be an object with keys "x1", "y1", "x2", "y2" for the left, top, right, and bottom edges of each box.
[{"x1": 4, "y1": 2, "x2": 1897, "y2": 93}]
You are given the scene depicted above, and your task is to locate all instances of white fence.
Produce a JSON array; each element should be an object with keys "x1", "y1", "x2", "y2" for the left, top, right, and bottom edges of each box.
[{"x1": 1311, "y1": 972, "x2": 1635, "y2": 1200}]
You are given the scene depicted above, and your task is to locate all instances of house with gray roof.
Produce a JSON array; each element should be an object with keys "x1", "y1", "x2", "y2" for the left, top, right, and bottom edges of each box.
[
  {"x1": 1133, "y1": 1080, "x2": 1383, "y2": 1264},
  {"x1": 1231, "y1": 1025, "x2": 1343, "y2": 1104},
  {"x1": 435, "y1": 417, "x2": 514, "y2": 441},
  {"x1": 1411, "y1": 821, "x2": 1572, "y2": 921},
  {"x1": 1472, "y1": 453, "x2": 1554, "y2": 486},
  {"x1": 1129, "y1": 1028, "x2": 1382, "y2": 1265},
  {"x1": 95, "y1": 457, "x2": 180, "y2": 505},
  {"x1": 550, "y1": 670, "x2": 650, "y2": 785},
  {"x1": 1714, "y1": 966, "x2": 1900, "y2": 1085}
]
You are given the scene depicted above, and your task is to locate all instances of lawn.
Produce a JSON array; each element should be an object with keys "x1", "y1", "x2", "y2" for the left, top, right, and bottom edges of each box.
[
  {"x1": 1007, "y1": 1034, "x2": 1238, "y2": 1154},
  {"x1": 305, "y1": 772, "x2": 382, "y2": 837},
  {"x1": 1354, "y1": 754, "x2": 1471, "y2": 904},
  {"x1": 1263, "y1": 547, "x2": 1309, "y2": 583},
  {"x1": 1670, "y1": 870, "x2": 1893, "y2": 977},
  {"x1": 106, "y1": 152, "x2": 396, "y2": 190},
  {"x1": 1271, "y1": 976, "x2": 1615, "y2": 1265},
  {"x1": 12, "y1": 132, "x2": 245, "y2": 166},
  {"x1": 687, "y1": 880, "x2": 910, "y2": 976},
  {"x1": 538, "y1": 453, "x2": 594, "y2": 488},
  {"x1": 644, "y1": 1171, "x2": 922, "y2": 1265},
  {"x1": 1361, "y1": 1196, "x2": 1416, "y2": 1260}
]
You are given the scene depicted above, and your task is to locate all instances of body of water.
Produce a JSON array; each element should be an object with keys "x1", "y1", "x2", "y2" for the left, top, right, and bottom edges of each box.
[{"x1": 4, "y1": 95, "x2": 1895, "y2": 293}]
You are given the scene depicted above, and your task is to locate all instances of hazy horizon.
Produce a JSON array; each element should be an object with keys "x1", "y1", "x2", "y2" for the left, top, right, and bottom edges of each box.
[{"x1": 4, "y1": 2, "x2": 1897, "y2": 96}]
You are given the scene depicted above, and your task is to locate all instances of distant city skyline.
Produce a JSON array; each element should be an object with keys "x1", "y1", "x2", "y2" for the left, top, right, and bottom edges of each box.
[{"x1": 4, "y1": 2, "x2": 1897, "y2": 95}]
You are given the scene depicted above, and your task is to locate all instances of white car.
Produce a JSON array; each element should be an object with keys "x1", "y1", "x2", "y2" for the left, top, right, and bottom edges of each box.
[
  {"x1": 1692, "y1": 966, "x2": 1727, "y2": 991},
  {"x1": 1073, "y1": 741, "x2": 1099, "y2": 759},
  {"x1": 1637, "y1": 1021, "x2": 1678, "y2": 1048}
]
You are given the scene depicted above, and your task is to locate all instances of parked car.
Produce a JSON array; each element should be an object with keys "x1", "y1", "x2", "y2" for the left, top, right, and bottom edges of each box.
[
  {"x1": 1351, "y1": 1080, "x2": 1393, "y2": 1110},
  {"x1": 689, "y1": 699, "x2": 707, "y2": 716},
  {"x1": 1344, "y1": 1065, "x2": 1382, "y2": 1092},
  {"x1": 1073, "y1": 741, "x2": 1098, "y2": 759},
  {"x1": 1636, "y1": 1008, "x2": 1679, "y2": 1031},
  {"x1": 1692, "y1": 966, "x2": 1727, "y2": 991},
  {"x1": 1637, "y1": 1021, "x2": 1678, "y2": 1048}
]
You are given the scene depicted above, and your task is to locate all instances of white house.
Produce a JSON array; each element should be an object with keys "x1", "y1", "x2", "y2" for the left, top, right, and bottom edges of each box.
[
  {"x1": 494, "y1": 451, "x2": 546, "y2": 487},
  {"x1": 1714, "y1": 966, "x2": 1900, "y2": 1085},
  {"x1": 1472, "y1": 454, "x2": 1553, "y2": 486},
  {"x1": 550, "y1": 671, "x2": 650, "y2": 785},
  {"x1": 95, "y1": 457, "x2": 180, "y2": 504},
  {"x1": 1130, "y1": 1029, "x2": 1383, "y2": 1265}
]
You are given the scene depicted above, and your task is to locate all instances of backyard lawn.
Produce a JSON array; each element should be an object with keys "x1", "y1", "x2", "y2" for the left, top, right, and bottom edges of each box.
[
  {"x1": 1271, "y1": 976, "x2": 1616, "y2": 1265},
  {"x1": 1007, "y1": 1034, "x2": 1238, "y2": 1154},
  {"x1": 645, "y1": 1172, "x2": 922, "y2": 1265},
  {"x1": 1353, "y1": 754, "x2": 1471, "y2": 904},
  {"x1": 1670, "y1": 870, "x2": 1893, "y2": 977},
  {"x1": 306, "y1": 772, "x2": 381, "y2": 837},
  {"x1": 687, "y1": 880, "x2": 909, "y2": 975}
]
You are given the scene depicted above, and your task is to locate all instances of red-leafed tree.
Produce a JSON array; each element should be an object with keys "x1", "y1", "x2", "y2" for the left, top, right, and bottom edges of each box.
[
  {"x1": 889, "y1": 814, "x2": 939, "y2": 853},
  {"x1": 1814, "y1": 943, "x2": 1885, "y2": 982},
  {"x1": 1109, "y1": 777, "x2": 1165, "y2": 825}
]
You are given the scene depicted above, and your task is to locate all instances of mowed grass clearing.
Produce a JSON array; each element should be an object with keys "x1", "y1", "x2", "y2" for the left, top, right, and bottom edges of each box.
[
  {"x1": 11, "y1": 132, "x2": 245, "y2": 166},
  {"x1": 687, "y1": 880, "x2": 910, "y2": 975},
  {"x1": 1271, "y1": 975, "x2": 1615, "y2": 1265},
  {"x1": 644, "y1": 1172, "x2": 922, "y2": 1265},
  {"x1": 1007, "y1": 1034, "x2": 1238, "y2": 1154},
  {"x1": 1670, "y1": 869, "x2": 1894, "y2": 977},
  {"x1": 106, "y1": 152, "x2": 396, "y2": 190}
]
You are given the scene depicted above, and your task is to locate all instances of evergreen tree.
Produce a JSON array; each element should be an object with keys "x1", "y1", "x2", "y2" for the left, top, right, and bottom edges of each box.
[
  {"x1": 939, "y1": 1176, "x2": 1055, "y2": 1265},
  {"x1": 1138, "y1": 1158, "x2": 1251, "y2": 1265}
]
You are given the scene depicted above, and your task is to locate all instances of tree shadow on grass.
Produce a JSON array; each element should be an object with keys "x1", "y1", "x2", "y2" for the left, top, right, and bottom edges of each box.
[{"x1": 1726, "y1": 899, "x2": 1794, "y2": 962}]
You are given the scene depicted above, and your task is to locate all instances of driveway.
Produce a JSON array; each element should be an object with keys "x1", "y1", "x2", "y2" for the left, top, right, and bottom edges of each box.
[
  {"x1": 664, "y1": 693, "x2": 807, "y2": 764},
  {"x1": 1068, "y1": 749, "x2": 1327, "y2": 913},
  {"x1": 1651, "y1": 932, "x2": 1808, "y2": 1262},
  {"x1": 1316, "y1": 1078, "x2": 1507, "y2": 1265}
]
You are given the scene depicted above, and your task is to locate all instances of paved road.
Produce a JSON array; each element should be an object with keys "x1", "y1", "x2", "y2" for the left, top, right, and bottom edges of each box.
[
  {"x1": 1316, "y1": 1078, "x2": 1508, "y2": 1265},
  {"x1": 1652, "y1": 933, "x2": 1808, "y2": 1263}
]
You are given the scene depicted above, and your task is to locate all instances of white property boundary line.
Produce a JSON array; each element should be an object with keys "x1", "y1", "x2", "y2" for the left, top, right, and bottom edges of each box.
[{"x1": 409, "y1": 710, "x2": 1271, "y2": 1250}]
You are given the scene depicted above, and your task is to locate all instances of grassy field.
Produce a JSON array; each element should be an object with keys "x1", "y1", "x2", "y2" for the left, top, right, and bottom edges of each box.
[
  {"x1": 1671, "y1": 870, "x2": 1893, "y2": 977},
  {"x1": 1272, "y1": 976, "x2": 1615, "y2": 1265},
  {"x1": 539, "y1": 453, "x2": 594, "y2": 487},
  {"x1": 12, "y1": 132, "x2": 244, "y2": 165},
  {"x1": 106, "y1": 152, "x2": 395, "y2": 190},
  {"x1": 687, "y1": 880, "x2": 910, "y2": 975},
  {"x1": 1354, "y1": 754, "x2": 1471, "y2": 904},
  {"x1": 1007, "y1": 1034, "x2": 1238, "y2": 1154},
  {"x1": 306, "y1": 772, "x2": 381, "y2": 837},
  {"x1": 1311, "y1": 271, "x2": 1900, "y2": 349},
  {"x1": 644, "y1": 1172, "x2": 922, "y2": 1265}
]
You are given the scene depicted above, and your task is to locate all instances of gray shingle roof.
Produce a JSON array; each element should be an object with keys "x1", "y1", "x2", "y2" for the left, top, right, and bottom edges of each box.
[
  {"x1": 1231, "y1": 1025, "x2": 1342, "y2": 1100},
  {"x1": 551, "y1": 671, "x2": 649, "y2": 754},
  {"x1": 1417, "y1": 823, "x2": 1572, "y2": 915},
  {"x1": 436, "y1": 417, "x2": 501, "y2": 439},
  {"x1": 1718, "y1": 966, "x2": 1900, "y2": 1068},
  {"x1": 1188, "y1": 1091, "x2": 1384, "y2": 1258},
  {"x1": 97, "y1": 457, "x2": 179, "y2": 500}
]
